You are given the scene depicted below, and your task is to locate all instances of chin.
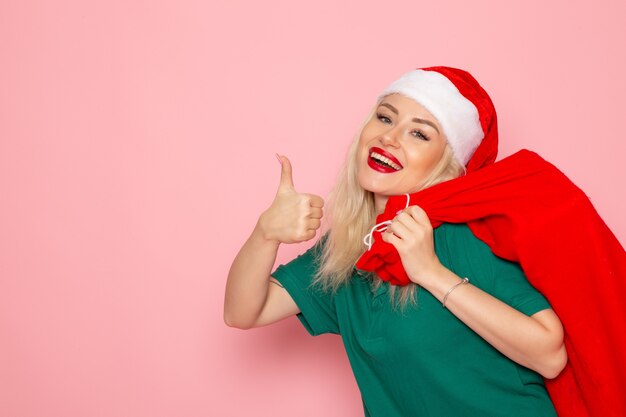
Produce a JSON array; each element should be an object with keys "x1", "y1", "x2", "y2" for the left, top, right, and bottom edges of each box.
[{"x1": 357, "y1": 178, "x2": 391, "y2": 196}]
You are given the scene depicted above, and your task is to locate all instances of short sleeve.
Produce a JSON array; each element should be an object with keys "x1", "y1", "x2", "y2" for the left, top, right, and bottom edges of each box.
[
  {"x1": 439, "y1": 223, "x2": 551, "y2": 317},
  {"x1": 271, "y1": 242, "x2": 339, "y2": 336},
  {"x1": 488, "y1": 253, "x2": 552, "y2": 316}
]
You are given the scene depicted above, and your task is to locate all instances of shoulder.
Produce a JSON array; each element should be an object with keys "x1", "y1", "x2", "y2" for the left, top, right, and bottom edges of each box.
[
  {"x1": 434, "y1": 223, "x2": 494, "y2": 262},
  {"x1": 436, "y1": 223, "x2": 551, "y2": 315},
  {"x1": 434, "y1": 222, "x2": 503, "y2": 287},
  {"x1": 435, "y1": 222, "x2": 482, "y2": 242}
]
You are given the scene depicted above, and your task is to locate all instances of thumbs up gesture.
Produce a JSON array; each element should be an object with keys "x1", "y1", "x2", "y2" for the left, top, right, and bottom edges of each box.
[{"x1": 258, "y1": 155, "x2": 325, "y2": 244}]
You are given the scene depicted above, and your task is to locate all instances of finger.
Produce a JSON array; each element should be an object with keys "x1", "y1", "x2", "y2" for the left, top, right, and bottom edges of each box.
[
  {"x1": 381, "y1": 229, "x2": 401, "y2": 246},
  {"x1": 307, "y1": 218, "x2": 321, "y2": 230},
  {"x1": 276, "y1": 154, "x2": 295, "y2": 192},
  {"x1": 386, "y1": 221, "x2": 411, "y2": 239},
  {"x1": 406, "y1": 205, "x2": 432, "y2": 227},
  {"x1": 307, "y1": 194, "x2": 325, "y2": 208},
  {"x1": 309, "y1": 207, "x2": 324, "y2": 219},
  {"x1": 394, "y1": 212, "x2": 420, "y2": 230},
  {"x1": 395, "y1": 212, "x2": 429, "y2": 237},
  {"x1": 299, "y1": 229, "x2": 316, "y2": 241}
]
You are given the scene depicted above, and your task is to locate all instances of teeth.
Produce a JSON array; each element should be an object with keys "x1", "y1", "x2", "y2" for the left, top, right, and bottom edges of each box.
[{"x1": 370, "y1": 152, "x2": 402, "y2": 170}]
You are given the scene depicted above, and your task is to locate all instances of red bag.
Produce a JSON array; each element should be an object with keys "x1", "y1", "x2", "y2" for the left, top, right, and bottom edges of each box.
[{"x1": 356, "y1": 149, "x2": 626, "y2": 417}]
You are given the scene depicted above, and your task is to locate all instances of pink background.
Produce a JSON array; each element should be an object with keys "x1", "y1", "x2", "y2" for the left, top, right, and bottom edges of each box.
[{"x1": 1, "y1": 0, "x2": 624, "y2": 416}]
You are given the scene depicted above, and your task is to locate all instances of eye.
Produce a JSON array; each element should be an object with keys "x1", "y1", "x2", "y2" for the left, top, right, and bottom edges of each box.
[
  {"x1": 376, "y1": 113, "x2": 392, "y2": 124},
  {"x1": 411, "y1": 130, "x2": 430, "y2": 141}
]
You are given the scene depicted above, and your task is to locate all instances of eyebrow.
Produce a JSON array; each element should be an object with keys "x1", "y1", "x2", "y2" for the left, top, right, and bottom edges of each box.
[{"x1": 379, "y1": 102, "x2": 441, "y2": 134}]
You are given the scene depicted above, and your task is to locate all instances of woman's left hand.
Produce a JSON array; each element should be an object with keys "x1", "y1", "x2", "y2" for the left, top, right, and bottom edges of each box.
[{"x1": 381, "y1": 205, "x2": 442, "y2": 286}]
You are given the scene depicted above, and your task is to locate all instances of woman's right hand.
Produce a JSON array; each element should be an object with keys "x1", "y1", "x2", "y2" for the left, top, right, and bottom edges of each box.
[{"x1": 256, "y1": 155, "x2": 324, "y2": 244}]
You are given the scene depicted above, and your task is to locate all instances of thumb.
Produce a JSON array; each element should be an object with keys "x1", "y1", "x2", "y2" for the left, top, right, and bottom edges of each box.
[{"x1": 276, "y1": 154, "x2": 295, "y2": 192}]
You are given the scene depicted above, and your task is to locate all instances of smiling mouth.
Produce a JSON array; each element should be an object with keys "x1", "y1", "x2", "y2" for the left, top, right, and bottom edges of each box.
[{"x1": 368, "y1": 147, "x2": 403, "y2": 173}]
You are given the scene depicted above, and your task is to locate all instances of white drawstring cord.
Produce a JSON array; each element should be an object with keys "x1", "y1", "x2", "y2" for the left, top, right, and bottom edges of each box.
[
  {"x1": 363, "y1": 220, "x2": 392, "y2": 250},
  {"x1": 362, "y1": 193, "x2": 411, "y2": 250}
]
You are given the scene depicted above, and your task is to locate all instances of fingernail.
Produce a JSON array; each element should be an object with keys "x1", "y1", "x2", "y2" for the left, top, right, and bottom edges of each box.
[
  {"x1": 275, "y1": 153, "x2": 282, "y2": 164},
  {"x1": 396, "y1": 210, "x2": 403, "y2": 215}
]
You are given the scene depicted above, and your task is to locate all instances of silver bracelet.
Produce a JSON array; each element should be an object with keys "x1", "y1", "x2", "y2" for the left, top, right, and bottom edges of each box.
[{"x1": 442, "y1": 277, "x2": 469, "y2": 308}]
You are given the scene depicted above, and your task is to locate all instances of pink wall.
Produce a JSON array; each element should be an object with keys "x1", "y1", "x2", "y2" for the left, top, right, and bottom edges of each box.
[{"x1": 1, "y1": 1, "x2": 624, "y2": 416}]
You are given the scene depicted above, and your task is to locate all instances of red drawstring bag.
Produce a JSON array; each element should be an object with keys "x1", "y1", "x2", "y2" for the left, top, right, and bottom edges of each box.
[{"x1": 356, "y1": 149, "x2": 626, "y2": 417}]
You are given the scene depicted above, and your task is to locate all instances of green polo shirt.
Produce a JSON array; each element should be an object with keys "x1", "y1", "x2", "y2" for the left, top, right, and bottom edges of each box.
[{"x1": 272, "y1": 223, "x2": 557, "y2": 417}]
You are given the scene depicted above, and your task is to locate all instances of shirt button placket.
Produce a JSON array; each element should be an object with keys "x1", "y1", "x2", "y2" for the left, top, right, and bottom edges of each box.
[{"x1": 368, "y1": 285, "x2": 387, "y2": 339}]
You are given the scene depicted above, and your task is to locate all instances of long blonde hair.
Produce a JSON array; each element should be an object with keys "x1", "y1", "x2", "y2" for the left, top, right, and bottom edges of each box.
[{"x1": 311, "y1": 98, "x2": 466, "y2": 311}]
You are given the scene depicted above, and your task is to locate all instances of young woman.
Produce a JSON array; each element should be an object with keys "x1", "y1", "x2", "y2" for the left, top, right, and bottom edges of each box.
[{"x1": 224, "y1": 67, "x2": 567, "y2": 416}]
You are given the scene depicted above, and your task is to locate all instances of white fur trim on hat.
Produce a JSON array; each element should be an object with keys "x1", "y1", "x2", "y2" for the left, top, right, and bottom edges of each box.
[{"x1": 378, "y1": 69, "x2": 483, "y2": 166}]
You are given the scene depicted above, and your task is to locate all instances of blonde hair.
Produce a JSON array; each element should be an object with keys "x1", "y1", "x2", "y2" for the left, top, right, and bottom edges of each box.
[{"x1": 311, "y1": 98, "x2": 466, "y2": 311}]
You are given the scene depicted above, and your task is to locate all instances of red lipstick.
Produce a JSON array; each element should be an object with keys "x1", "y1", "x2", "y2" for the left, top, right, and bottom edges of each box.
[{"x1": 368, "y1": 147, "x2": 403, "y2": 173}]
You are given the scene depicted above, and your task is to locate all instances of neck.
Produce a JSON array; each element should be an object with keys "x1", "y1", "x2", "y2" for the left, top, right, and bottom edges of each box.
[{"x1": 374, "y1": 194, "x2": 389, "y2": 215}]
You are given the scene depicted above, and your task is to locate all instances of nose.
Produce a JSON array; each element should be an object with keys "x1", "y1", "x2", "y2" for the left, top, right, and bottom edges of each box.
[{"x1": 379, "y1": 128, "x2": 401, "y2": 148}]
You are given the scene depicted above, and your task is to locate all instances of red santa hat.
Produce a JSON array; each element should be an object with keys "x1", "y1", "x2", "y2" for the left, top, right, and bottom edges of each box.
[{"x1": 378, "y1": 66, "x2": 499, "y2": 174}]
